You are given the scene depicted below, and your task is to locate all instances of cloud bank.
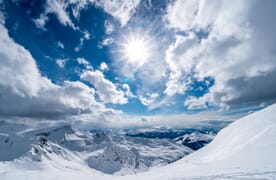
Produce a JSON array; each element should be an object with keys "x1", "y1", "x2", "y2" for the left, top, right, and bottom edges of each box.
[
  {"x1": 165, "y1": 0, "x2": 276, "y2": 109},
  {"x1": 0, "y1": 12, "x2": 116, "y2": 119}
]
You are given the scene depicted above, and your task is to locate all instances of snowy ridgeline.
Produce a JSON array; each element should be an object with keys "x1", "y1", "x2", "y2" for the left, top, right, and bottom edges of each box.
[
  {"x1": 1, "y1": 103, "x2": 276, "y2": 179},
  {"x1": 0, "y1": 121, "x2": 222, "y2": 175}
]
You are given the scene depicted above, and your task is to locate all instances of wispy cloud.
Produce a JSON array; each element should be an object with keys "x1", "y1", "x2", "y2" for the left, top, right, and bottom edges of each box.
[
  {"x1": 95, "y1": 0, "x2": 141, "y2": 26},
  {"x1": 56, "y1": 58, "x2": 67, "y2": 68}
]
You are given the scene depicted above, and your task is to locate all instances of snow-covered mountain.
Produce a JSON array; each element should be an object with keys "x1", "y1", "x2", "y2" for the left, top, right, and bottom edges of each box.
[
  {"x1": 1, "y1": 103, "x2": 276, "y2": 179},
  {"x1": 174, "y1": 131, "x2": 215, "y2": 150},
  {"x1": 126, "y1": 127, "x2": 218, "y2": 150},
  {"x1": 0, "y1": 122, "x2": 195, "y2": 175}
]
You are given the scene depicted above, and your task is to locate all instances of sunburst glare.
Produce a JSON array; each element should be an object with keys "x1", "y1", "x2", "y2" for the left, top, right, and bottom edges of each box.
[{"x1": 117, "y1": 33, "x2": 153, "y2": 67}]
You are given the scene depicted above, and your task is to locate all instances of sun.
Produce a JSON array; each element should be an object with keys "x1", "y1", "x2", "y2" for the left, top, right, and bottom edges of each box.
[
  {"x1": 125, "y1": 39, "x2": 148, "y2": 61},
  {"x1": 119, "y1": 34, "x2": 152, "y2": 66}
]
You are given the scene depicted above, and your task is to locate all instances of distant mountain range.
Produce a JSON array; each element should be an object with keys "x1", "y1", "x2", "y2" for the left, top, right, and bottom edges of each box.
[{"x1": 0, "y1": 120, "x2": 228, "y2": 175}]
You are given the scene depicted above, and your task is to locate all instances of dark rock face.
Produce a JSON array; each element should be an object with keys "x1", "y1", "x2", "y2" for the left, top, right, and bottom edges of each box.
[{"x1": 179, "y1": 137, "x2": 210, "y2": 150}]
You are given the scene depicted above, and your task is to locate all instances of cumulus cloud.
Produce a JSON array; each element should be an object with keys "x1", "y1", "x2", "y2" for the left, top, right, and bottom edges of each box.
[
  {"x1": 139, "y1": 93, "x2": 160, "y2": 106},
  {"x1": 0, "y1": 24, "x2": 47, "y2": 97},
  {"x1": 164, "y1": 33, "x2": 197, "y2": 96},
  {"x1": 165, "y1": 0, "x2": 276, "y2": 108},
  {"x1": 81, "y1": 70, "x2": 128, "y2": 104},
  {"x1": 76, "y1": 57, "x2": 91, "y2": 68},
  {"x1": 99, "y1": 62, "x2": 108, "y2": 71},
  {"x1": 0, "y1": 13, "x2": 109, "y2": 119},
  {"x1": 122, "y1": 83, "x2": 135, "y2": 98},
  {"x1": 184, "y1": 96, "x2": 208, "y2": 110}
]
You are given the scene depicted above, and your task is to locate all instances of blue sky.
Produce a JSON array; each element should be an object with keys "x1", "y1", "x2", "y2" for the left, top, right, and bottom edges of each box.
[{"x1": 0, "y1": 0, "x2": 275, "y2": 128}]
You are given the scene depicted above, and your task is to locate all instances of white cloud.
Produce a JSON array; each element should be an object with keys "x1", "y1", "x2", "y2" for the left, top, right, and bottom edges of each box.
[
  {"x1": 165, "y1": 0, "x2": 276, "y2": 108},
  {"x1": 0, "y1": 23, "x2": 47, "y2": 97},
  {"x1": 33, "y1": 14, "x2": 49, "y2": 30},
  {"x1": 139, "y1": 93, "x2": 159, "y2": 106},
  {"x1": 99, "y1": 62, "x2": 108, "y2": 71},
  {"x1": 99, "y1": 38, "x2": 113, "y2": 47},
  {"x1": 76, "y1": 57, "x2": 93, "y2": 70},
  {"x1": 70, "y1": 0, "x2": 90, "y2": 19},
  {"x1": 184, "y1": 96, "x2": 208, "y2": 110},
  {"x1": 57, "y1": 41, "x2": 65, "y2": 49},
  {"x1": 122, "y1": 83, "x2": 135, "y2": 98},
  {"x1": 34, "y1": 0, "x2": 140, "y2": 31},
  {"x1": 81, "y1": 70, "x2": 128, "y2": 104},
  {"x1": 56, "y1": 58, "x2": 67, "y2": 68},
  {"x1": 0, "y1": 13, "x2": 113, "y2": 119},
  {"x1": 83, "y1": 30, "x2": 90, "y2": 40},
  {"x1": 75, "y1": 30, "x2": 91, "y2": 52},
  {"x1": 166, "y1": 0, "x2": 200, "y2": 30},
  {"x1": 139, "y1": 94, "x2": 173, "y2": 111},
  {"x1": 72, "y1": 109, "x2": 234, "y2": 129},
  {"x1": 104, "y1": 20, "x2": 114, "y2": 35},
  {"x1": 113, "y1": 57, "x2": 168, "y2": 109},
  {"x1": 35, "y1": 0, "x2": 78, "y2": 30},
  {"x1": 46, "y1": 0, "x2": 74, "y2": 27},
  {"x1": 76, "y1": 57, "x2": 89, "y2": 65},
  {"x1": 164, "y1": 33, "x2": 197, "y2": 96},
  {"x1": 95, "y1": 0, "x2": 141, "y2": 26}
]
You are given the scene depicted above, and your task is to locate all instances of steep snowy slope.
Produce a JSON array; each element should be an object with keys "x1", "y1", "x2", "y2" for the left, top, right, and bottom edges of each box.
[{"x1": 124, "y1": 103, "x2": 276, "y2": 179}]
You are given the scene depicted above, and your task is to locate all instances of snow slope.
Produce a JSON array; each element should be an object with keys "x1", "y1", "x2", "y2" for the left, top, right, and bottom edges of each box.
[
  {"x1": 123, "y1": 103, "x2": 276, "y2": 179},
  {"x1": 0, "y1": 103, "x2": 276, "y2": 179}
]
